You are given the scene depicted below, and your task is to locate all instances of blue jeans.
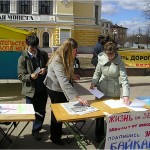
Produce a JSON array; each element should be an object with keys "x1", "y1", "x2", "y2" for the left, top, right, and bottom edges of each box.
[{"x1": 26, "y1": 91, "x2": 47, "y2": 132}]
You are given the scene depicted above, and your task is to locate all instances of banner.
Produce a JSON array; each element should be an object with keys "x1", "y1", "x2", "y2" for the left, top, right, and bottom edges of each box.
[
  {"x1": 105, "y1": 111, "x2": 150, "y2": 150},
  {"x1": 0, "y1": 39, "x2": 26, "y2": 51},
  {"x1": 119, "y1": 51, "x2": 150, "y2": 68}
]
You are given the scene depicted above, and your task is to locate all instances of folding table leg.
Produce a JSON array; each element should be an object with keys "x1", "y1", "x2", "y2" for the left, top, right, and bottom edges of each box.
[
  {"x1": 0, "y1": 122, "x2": 19, "y2": 146},
  {"x1": 0, "y1": 127, "x2": 12, "y2": 144},
  {"x1": 8, "y1": 121, "x2": 30, "y2": 149},
  {"x1": 64, "y1": 122, "x2": 87, "y2": 150}
]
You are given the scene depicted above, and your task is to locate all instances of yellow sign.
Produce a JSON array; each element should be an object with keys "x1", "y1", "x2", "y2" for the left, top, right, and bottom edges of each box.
[
  {"x1": 119, "y1": 51, "x2": 150, "y2": 68},
  {"x1": 0, "y1": 39, "x2": 26, "y2": 51}
]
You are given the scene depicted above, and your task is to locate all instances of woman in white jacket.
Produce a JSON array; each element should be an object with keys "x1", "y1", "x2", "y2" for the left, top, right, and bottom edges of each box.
[
  {"x1": 90, "y1": 42, "x2": 130, "y2": 143},
  {"x1": 44, "y1": 38, "x2": 88, "y2": 145}
]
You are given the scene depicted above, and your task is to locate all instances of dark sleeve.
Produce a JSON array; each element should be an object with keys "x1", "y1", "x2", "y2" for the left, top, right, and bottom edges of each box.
[{"x1": 93, "y1": 43, "x2": 103, "y2": 56}]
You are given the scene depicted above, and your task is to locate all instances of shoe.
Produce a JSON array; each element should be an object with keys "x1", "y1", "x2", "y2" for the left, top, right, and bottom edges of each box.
[
  {"x1": 51, "y1": 139, "x2": 65, "y2": 145},
  {"x1": 32, "y1": 131, "x2": 42, "y2": 141}
]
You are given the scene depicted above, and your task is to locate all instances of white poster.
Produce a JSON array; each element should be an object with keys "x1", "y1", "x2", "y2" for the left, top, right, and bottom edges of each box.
[{"x1": 105, "y1": 111, "x2": 150, "y2": 150}]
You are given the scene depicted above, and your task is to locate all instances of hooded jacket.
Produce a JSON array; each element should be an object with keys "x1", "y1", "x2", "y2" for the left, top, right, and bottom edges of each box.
[{"x1": 92, "y1": 52, "x2": 130, "y2": 98}]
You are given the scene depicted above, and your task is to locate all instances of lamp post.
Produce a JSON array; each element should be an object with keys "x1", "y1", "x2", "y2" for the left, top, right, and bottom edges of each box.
[
  {"x1": 137, "y1": 35, "x2": 140, "y2": 48},
  {"x1": 113, "y1": 29, "x2": 118, "y2": 43}
]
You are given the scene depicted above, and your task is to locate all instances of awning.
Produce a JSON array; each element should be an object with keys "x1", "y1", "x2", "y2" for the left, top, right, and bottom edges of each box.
[
  {"x1": 0, "y1": 24, "x2": 31, "y2": 51},
  {"x1": 0, "y1": 24, "x2": 30, "y2": 40}
]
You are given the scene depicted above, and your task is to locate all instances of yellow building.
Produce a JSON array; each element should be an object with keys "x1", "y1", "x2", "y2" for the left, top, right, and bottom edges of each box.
[{"x1": 0, "y1": 0, "x2": 102, "y2": 53}]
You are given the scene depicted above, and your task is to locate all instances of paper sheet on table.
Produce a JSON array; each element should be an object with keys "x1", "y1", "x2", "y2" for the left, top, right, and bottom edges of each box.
[
  {"x1": 34, "y1": 67, "x2": 40, "y2": 74},
  {"x1": 104, "y1": 99, "x2": 148, "y2": 111},
  {"x1": 129, "y1": 99, "x2": 146, "y2": 107},
  {"x1": 89, "y1": 88, "x2": 104, "y2": 98},
  {"x1": 0, "y1": 104, "x2": 35, "y2": 114},
  {"x1": 61, "y1": 101, "x2": 99, "y2": 115}
]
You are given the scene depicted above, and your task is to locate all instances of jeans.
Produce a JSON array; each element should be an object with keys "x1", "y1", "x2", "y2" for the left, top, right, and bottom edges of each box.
[{"x1": 26, "y1": 91, "x2": 47, "y2": 132}]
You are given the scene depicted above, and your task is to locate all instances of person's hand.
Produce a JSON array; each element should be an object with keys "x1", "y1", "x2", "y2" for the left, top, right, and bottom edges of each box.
[
  {"x1": 77, "y1": 97, "x2": 89, "y2": 106},
  {"x1": 90, "y1": 83, "x2": 95, "y2": 90},
  {"x1": 123, "y1": 96, "x2": 130, "y2": 106},
  {"x1": 73, "y1": 74, "x2": 80, "y2": 80},
  {"x1": 39, "y1": 68, "x2": 46, "y2": 75},
  {"x1": 31, "y1": 73, "x2": 38, "y2": 80}
]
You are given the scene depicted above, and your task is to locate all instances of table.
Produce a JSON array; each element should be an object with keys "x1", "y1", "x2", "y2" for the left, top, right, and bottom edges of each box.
[
  {"x1": 50, "y1": 99, "x2": 133, "y2": 149},
  {"x1": 0, "y1": 104, "x2": 35, "y2": 149}
]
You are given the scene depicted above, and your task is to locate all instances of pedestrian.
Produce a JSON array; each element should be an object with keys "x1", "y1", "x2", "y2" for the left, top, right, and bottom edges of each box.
[
  {"x1": 18, "y1": 33, "x2": 48, "y2": 141},
  {"x1": 44, "y1": 38, "x2": 89, "y2": 145},
  {"x1": 90, "y1": 41, "x2": 130, "y2": 143},
  {"x1": 91, "y1": 35, "x2": 105, "y2": 67}
]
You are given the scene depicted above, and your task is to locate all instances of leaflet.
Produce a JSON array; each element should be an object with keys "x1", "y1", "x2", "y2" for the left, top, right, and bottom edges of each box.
[
  {"x1": 34, "y1": 67, "x2": 41, "y2": 74},
  {"x1": 89, "y1": 87, "x2": 104, "y2": 99}
]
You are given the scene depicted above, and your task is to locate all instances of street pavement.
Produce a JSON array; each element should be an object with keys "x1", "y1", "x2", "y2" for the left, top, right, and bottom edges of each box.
[{"x1": 0, "y1": 76, "x2": 150, "y2": 149}]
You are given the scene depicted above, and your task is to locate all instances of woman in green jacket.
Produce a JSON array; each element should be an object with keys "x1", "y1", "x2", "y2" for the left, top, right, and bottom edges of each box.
[{"x1": 90, "y1": 42, "x2": 130, "y2": 142}]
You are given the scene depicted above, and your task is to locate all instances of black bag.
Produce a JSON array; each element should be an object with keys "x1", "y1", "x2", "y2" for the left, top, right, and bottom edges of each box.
[{"x1": 91, "y1": 55, "x2": 98, "y2": 67}]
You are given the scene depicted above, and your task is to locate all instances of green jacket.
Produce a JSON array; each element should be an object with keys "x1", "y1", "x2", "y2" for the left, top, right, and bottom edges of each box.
[
  {"x1": 17, "y1": 49, "x2": 48, "y2": 98},
  {"x1": 92, "y1": 52, "x2": 130, "y2": 98}
]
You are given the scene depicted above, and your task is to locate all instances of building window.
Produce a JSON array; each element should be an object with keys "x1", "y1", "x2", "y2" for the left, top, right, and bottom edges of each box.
[
  {"x1": 0, "y1": 0, "x2": 10, "y2": 13},
  {"x1": 43, "y1": 32, "x2": 49, "y2": 47},
  {"x1": 18, "y1": 0, "x2": 31, "y2": 14},
  {"x1": 39, "y1": 1, "x2": 53, "y2": 15},
  {"x1": 95, "y1": 5, "x2": 99, "y2": 25},
  {"x1": 60, "y1": 29, "x2": 71, "y2": 44}
]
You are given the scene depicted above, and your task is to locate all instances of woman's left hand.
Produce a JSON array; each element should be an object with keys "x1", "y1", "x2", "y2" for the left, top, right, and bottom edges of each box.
[{"x1": 123, "y1": 96, "x2": 130, "y2": 106}]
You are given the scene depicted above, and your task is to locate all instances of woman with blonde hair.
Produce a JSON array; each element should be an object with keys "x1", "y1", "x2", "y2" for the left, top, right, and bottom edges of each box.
[{"x1": 44, "y1": 38, "x2": 88, "y2": 145}]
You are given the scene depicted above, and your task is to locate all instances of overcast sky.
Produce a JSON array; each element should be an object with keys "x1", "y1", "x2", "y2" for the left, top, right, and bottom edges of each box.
[{"x1": 101, "y1": 0, "x2": 150, "y2": 35}]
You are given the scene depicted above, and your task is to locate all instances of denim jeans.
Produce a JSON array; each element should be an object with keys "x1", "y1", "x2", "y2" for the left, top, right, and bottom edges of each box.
[{"x1": 26, "y1": 91, "x2": 47, "y2": 132}]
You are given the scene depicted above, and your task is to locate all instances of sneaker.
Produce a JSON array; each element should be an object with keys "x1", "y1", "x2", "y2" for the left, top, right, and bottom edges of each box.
[{"x1": 32, "y1": 131, "x2": 42, "y2": 141}]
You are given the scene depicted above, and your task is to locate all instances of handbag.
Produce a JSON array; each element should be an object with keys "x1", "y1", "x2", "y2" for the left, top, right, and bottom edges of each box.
[{"x1": 91, "y1": 55, "x2": 98, "y2": 66}]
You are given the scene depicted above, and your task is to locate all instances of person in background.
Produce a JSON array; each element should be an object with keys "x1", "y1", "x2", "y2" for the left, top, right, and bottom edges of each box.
[
  {"x1": 18, "y1": 33, "x2": 48, "y2": 141},
  {"x1": 90, "y1": 41, "x2": 130, "y2": 143},
  {"x1": 44, "y1": 38, "x2": 89, "y2": 145},
  {"x1": 91, "y1": 35, "x2": 105, "y2": 67}
]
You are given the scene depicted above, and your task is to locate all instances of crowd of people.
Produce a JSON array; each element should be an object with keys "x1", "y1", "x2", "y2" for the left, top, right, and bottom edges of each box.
[{"x1": 17, "y1": 33, "x2": 130, "y2": 146}]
